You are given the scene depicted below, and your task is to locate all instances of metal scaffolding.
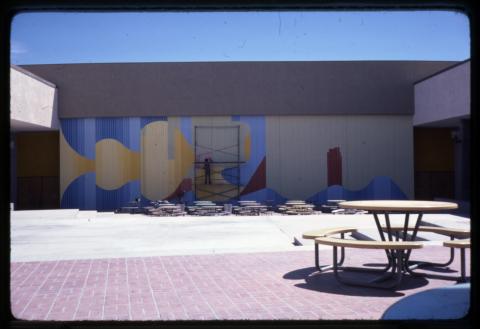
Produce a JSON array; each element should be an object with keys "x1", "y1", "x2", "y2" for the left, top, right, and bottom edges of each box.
[{"x1": 194, "y1": 126, "x2": 243, "y2": 201}]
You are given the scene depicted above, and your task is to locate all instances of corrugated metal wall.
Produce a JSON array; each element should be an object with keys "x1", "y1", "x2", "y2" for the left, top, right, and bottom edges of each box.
[
  {"x1": 60, "y1": 115, "x2": 412, "y2": 210},
  {"x1": 266, "y1": 115, "x2": 413, "y2": 200}
]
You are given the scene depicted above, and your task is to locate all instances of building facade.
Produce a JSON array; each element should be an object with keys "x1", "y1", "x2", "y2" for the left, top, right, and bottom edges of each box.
[{"x1": 10, "y1": 60, "x2": 469, "y2": 211}]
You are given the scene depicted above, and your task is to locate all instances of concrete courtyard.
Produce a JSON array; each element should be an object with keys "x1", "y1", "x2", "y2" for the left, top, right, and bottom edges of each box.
[{"x1": 10, "y1": 209, "x2": 471, "y2": 320}]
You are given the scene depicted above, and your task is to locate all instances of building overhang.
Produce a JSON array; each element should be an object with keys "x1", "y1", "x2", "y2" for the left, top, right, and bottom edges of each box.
[
  {"x1": 10, "y1": 118, "x2": 59, "y2": 132},
  {"x1": 10, "y1": 66, "x2": 60, "y2": 132},
  {"x1": 413, "y1": 114, "x2": 470, "y2": 128},
  {"x1": 413, "y1": 60, "x2": 470, "y2": 128}
]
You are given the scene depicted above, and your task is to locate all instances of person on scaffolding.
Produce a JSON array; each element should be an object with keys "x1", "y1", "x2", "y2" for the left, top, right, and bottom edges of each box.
[{"x1": 203, "y1": 158, "x2": 212, "y2": 185}]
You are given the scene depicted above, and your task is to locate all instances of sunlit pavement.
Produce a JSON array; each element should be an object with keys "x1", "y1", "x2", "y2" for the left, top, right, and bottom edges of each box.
[{"x1": 10, "y1": 210, "x2": 470, "y2": 320}]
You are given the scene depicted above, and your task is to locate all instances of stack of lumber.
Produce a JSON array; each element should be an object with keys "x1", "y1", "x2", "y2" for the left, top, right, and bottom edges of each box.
[
  {"x1": 320, "y1": 199, "x2": 346, "y2": 213},
  {"x1": 276, "y1": 200, "x2": 315, "y2": 215},
  {"x1": 146, "y1": 200, "x2": 186, "y2": 216},
  {"x1": 232, "y1": 200, "x2": 269, "y2": 216},
  {"x1": 187, "y1": 201, "x2": 228, "y2": 216},
  {"x1": 115, "y1": 199, "x2": 145, "y2": 214}
]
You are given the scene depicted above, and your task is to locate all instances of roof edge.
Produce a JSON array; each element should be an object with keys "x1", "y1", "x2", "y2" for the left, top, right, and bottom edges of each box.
[
  {"x1": 19, "y1": 59, "x2": 460, "y2": 67},
  {"x1": 414, "y1": 59, "x2": 470, "y2": 85},
  {"x1": 11, "y1": 64, "x2": 57, "y2": 88}
]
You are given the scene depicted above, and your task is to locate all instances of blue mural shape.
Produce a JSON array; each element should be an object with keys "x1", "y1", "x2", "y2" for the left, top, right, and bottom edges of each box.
[
  {"x1": 61, "y1": 172, "x2": 96, "y2": 209},
  {"x1": 306, "y1": 176, "x2": 408, "y2": 205},
  {"x1": 239, "y1": 188, "x2": 287, "y2": 205},
  {"x1": 95, "y1": 117, "x2": 141, "y2": 151},
  {"x1": 180, "y1": 117, "x2": 193, "y2": 145},
  {"x1": 140, "y1": 116, "x2": 167, "y2": 129},
  {"x1": 223, "y1": 116, "x2": 266, "y2": 186},
  {"x1": 96, "y1": 180, "x2": 141, "y2": 211},
  {"x1": 61, "y1": 119, "x2": 96, "y2": 160}
]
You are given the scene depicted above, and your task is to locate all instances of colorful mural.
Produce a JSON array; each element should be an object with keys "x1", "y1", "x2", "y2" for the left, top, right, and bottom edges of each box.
[
  {"x1": 306, "y1": 176, "x2": 408, "y2": 205},
  {"x1": 60, "y1": 116, "x2": 267, "y2": 210},
  {"x1": 60, "y1": 115, "x2": 409, "y2": 211},
  {"x1": 60, "y1": 117, "x2": 160, "y2": 210}
]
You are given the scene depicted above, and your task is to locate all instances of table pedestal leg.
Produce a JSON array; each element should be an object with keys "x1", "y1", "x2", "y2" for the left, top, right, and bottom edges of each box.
[{"x1": 333, "y1": 247, "x2": 404, "y2": 289}]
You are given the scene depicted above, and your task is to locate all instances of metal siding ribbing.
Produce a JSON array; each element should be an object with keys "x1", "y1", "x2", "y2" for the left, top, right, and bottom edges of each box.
[
  {"x1": 266, "y1": 115, "x2": 413, "y2": 200},
  {"x1": 141, "y1": 116, "x2": 167, "y2": 129},
  {"x1": 95, "y1": 117, "x2": 141, "y2": 151},
  {"x1": 343, "y1": 115, "x2": 413, "y2": 196},
  {"x1": 61, "y1": 117, "x2": 165, "y2": 211},
  {"x1": 60, "y1": 115, "x2": 413, "y2": 210},
  {"x1": 61, "y1": 118, "x2": 95, "y2": 159}
]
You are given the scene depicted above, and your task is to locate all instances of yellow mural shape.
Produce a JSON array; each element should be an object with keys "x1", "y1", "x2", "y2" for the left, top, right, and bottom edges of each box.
[
  {"x1": 244, "y1": 133, "x2": 251, "y2": 161},
  {"x1": 95, "y1": 139, "x2": 140, "y2": 190},
  {"x1": 140, "y1": 121, "x2": 169, "y2": 200},
  {"x1": 59, "y1": 131, "x2": 95, "y2": 198},
  {"x1": 168, "y1": 127, "x2": 195, "y2": 191},
  {"x1": 141, "y1": 122, "x2": 195, "y2": 200},
  {"x1": 195, "y1": 165, "x2": 239, "y2": 201},
  {"x1": 60, "y1": 117, "x2": 251, "y2": 203}
]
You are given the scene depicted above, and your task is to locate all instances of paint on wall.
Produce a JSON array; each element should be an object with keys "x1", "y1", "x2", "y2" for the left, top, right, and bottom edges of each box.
[
  {"x1": 306, "y1": 176, "x2": 408, "y2": 205},
  {"x1": 327, "y1": 147, "x2": 342, "y2": 186},
  {"x1": 60, "y1": 115, "x2": 410, "y2": 210},
  {"x1": 265, "y1": 115, "x2": 413, "y2": 199}
]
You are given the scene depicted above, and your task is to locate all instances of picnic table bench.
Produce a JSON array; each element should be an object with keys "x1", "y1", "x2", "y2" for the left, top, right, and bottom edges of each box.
[{"x1": 315, "y1": 236, "x2": 423, "y2": 289}]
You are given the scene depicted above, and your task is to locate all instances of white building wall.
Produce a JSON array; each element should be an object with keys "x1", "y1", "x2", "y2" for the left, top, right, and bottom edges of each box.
[
  {"x1": 10, "y1": 66, "x2": 59, "y2": 131},
  {"x1": 414, "y1": 61, "x2": 470, "y2": 126}
]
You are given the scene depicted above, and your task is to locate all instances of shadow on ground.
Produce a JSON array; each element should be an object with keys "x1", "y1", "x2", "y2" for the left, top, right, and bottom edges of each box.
[{"x1": 284, "y1": 266, "x2": 430, "y2": 297}]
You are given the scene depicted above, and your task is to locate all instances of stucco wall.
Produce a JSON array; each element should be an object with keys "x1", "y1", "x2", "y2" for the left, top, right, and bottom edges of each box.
[
  {"x1": 413, "y1": 61, "x2": 470, "y2": 126},
  {"x1": 10, "y1": 66, "x2": 59, "y2": 130}
]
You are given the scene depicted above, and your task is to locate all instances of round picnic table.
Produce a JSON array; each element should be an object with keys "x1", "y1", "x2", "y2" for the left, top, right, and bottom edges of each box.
[
  {"x1": 339, "y1": 200, "x2": 458, "y2": 212},
  {"x1": 338, "y1": 200, "x2": 459, "y2": 281}
]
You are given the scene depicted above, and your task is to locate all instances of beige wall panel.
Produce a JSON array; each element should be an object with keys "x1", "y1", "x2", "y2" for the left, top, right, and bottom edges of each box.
[
  {"x1": 343, "y1": 116, "x2": 413, "y2": 196},
  {"x1": 141, "y1": 121, "x2": 169, "y2": 200},
  {"x1": 266, "y1": 115, "x2": 413, "y2": 200},
  {"x1": 266, "y1": 116, "x2": 347, "y2": 199}
]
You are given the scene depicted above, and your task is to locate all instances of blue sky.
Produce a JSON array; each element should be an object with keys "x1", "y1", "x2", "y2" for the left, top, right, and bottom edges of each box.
[{"x1": 10, "y1": 10, "x2": 470, "y2": 65}]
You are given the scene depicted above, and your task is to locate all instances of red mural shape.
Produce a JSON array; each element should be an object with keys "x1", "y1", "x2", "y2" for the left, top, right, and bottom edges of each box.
[
  {"x1": 166, "y1": 178, "x2": 192, "y2": 201},
  {"x1": 240, "y1": 157, "x2": 266, "y2": 196},
  {"x1": 327, "y1": 147, "x2": 342, "y2": 186}
]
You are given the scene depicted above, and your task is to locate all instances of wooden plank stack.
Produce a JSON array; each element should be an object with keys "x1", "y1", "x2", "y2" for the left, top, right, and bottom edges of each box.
[
  {"x1": 320, "y1": 199, "x2": 346, "y2": 213},
  {"x1": 276, "y1": 200, "x2": 315, "y2": 215},
  {"x1": 186, "y1": 201, "x2": 228, "y2": 216},
  {"x1": 232, "y1": 200, "x2": 269, "y2": 216},
  {"x1": 146, "y1": 200, "x2": 186, "y2": 216}
]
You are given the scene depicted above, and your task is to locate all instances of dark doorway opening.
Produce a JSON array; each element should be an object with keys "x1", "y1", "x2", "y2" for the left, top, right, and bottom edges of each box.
[
  {"x1": 414, "y1": 128, "x2": 455, "y2": 200},
  {"x1": 14, "y1": 131, "x2": 60, "y2": 210}
]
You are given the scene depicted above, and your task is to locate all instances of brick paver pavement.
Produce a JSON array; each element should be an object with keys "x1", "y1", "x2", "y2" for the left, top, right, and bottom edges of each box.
[{"x1": 10, "y1": 247, "x2": 470, "y2": 321}]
